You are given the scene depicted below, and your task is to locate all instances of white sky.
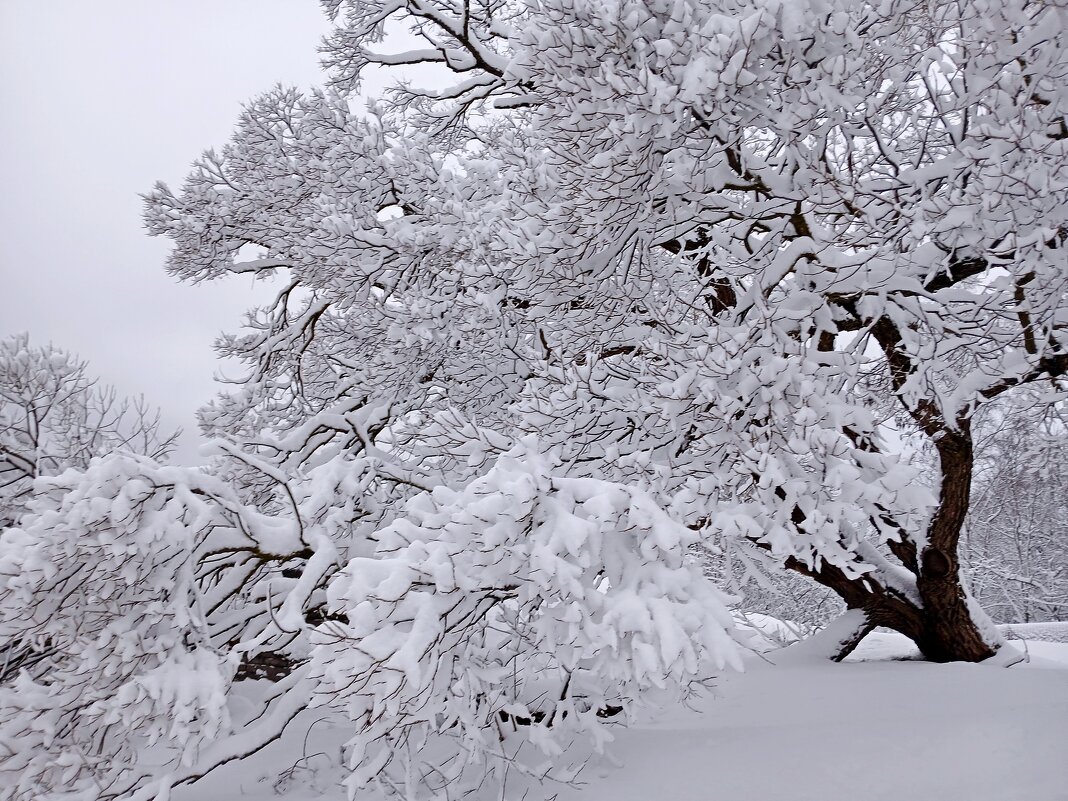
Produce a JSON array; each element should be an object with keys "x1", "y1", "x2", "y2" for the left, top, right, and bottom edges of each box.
[{"x1": 0, "y1": 1, "x2": 333, "y2": 461}]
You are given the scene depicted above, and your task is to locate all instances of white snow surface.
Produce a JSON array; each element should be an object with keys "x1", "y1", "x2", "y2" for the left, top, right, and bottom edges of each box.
[{"x1": 179, "y1": 632, "x2": 1068, "y2": 801}]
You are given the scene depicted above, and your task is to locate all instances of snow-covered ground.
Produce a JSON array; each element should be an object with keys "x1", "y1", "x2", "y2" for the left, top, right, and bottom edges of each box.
[
  {"x1": 562, "y1": 634, "x2": 1068, "y2": 801},
  {"x1": 181, "y1": 631, "x2": 1068, "y2": 801}
]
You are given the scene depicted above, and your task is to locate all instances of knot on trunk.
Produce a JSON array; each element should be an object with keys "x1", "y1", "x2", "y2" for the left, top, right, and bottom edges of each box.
[{"x1": 921, "y1": 546, "x2": 952, "y2": 578}]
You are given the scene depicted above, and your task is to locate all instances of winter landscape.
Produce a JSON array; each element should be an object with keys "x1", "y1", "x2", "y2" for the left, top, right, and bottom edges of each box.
[{"x1": 1, "y1": 1, "x2": 1067, "y2": 799}]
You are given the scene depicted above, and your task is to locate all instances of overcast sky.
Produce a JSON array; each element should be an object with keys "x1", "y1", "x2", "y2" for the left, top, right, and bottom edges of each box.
[{"x1": 0, "y1": 2, "x2": 333, "y2": 461}]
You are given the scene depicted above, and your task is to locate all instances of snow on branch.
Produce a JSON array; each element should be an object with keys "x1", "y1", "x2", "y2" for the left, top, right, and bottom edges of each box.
[{"x1": 309, "y1": 439, "x2": 742, "y2": 797}]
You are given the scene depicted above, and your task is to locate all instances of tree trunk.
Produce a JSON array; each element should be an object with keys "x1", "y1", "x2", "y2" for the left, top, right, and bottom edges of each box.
[
  {"x1": 864, "y1": 569, "x2": 998, "y2": 663},
  {"x1": 908, "y1": 604, "x2": 997, "y2": 662},
  {"x1": 909, "y1": 425, "x2": 998, "y2": 661},
  {"x1": 804, "y1": 391, "x2": 1001, "y2": 661},
  {"x1": 778, "y1": 504, "x2": 1000, "y2": 663}
]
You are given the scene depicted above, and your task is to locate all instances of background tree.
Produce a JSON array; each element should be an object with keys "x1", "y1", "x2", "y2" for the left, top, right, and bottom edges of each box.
[
  {"x1": 962, "y1": 396, "x2": 1068, "y2": 623},
  {"x1": 0, "y1": 333, "x2": 178, "y2": 526}
]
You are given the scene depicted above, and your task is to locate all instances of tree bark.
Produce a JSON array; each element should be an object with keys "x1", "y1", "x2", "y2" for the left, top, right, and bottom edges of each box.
[{"x1": 909, "y1": 425, "x2": 998, "y2": 662}]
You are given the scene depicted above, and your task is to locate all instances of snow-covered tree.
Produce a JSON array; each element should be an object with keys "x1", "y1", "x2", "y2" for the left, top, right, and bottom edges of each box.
[
  {"x1": 145, "y1": 0, "x2": 1068, "y2": 662},
  {"x1": 0, "y1": 334, "x2": 178, "y2": 526},
  {"x1": 4, "y1": 0, "x2": 1068, "y2": 798}
]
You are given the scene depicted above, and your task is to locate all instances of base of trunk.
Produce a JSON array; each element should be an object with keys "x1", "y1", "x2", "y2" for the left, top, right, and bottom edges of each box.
[
  {"x1": 826, "y1": 606, "x2": 1001, "y2": 663},
  {"x1": 911, "y1": 623, "x2": 999, "y2": 663}
]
